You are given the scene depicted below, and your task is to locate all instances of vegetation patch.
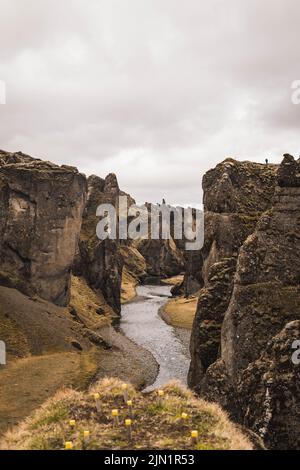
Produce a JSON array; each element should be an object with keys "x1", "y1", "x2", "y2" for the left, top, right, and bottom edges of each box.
[
  {"x1": 69, "y1": 276, "x2": 113, "y2": 328},
  {"x1": 0, "y1": 378, "x2": 252, "y2": 450}
]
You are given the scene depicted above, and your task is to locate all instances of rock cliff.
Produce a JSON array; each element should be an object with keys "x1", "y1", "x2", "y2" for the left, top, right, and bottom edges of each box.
[
  {"x1": 189, "y1": 159, "x2": 278, "y2": 385},
  {"x1": 137, "y1": 237, "x2": 184, "y2": 279},
  {"x1": 73, "y1": 173, "x2": 131, "y2": 315},
  {"x1": 188, "y1": 155, "x2": 300, "y2": 449},
  {"x1": 134, "y1": 203, "x2": 185, "y2": 280},
  {"x1": 0, "y1": 150, "x2": 86, "y2": 306}
]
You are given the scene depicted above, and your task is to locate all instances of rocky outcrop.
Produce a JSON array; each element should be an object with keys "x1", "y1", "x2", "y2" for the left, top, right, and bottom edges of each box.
[
  {"x1": 175, "y1": 159, "x2": 278, "y2": 299},
  {"x1": 189, "y1": 155, "x2": 300, "y2": 449},
  {"x1": 74, "y1": 173, "x2": 131, "y2": 315},
  {"x1": 135, "y1": 203, "x2": 185, "y2": 280},
  {"x1": 137, "y1": 237, "x2": 184, "y2": 279},
  {"x1": 203, "y1": 158, "x2": 277, "y2": 213},
  {"x1": 0, "y1": 151, "x2": 86, "y2": 306},
  {"x1": 189, "y1": 159, "x2": 278, "y2": 386},
  {"x1": 188, "y1": 257, "x2": 236, "y2": 385},
  {"x1": 179, "y1": 249, "x2": 203, "y2": 296},
  {"x1": 0, "y1": 151, "x2": 131, "y2": 316},
  {"x1": 238, "y1": 320, "x2": 300, "y2": 449}
]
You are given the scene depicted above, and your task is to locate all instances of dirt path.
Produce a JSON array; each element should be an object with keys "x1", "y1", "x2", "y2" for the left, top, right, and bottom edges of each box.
[{"x1": 0, "y1": 351, "x2": 97, "y2": 435}]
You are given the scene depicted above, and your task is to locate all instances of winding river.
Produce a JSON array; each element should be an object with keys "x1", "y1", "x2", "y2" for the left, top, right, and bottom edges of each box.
[{"x1": 121, "y1": 285, "x2": 191, "y2": 391}]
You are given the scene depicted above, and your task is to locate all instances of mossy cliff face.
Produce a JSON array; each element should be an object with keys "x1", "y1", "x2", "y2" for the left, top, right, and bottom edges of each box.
[
  {"x1": 0, "y1": 149, "x2": 186, "y2": 316},
  {"x1": 0, "y1": 151, "x2": 86, "y2": 306},
  {"x1": 0, "y1": 152, "x2": 133, "y2": 316},
  {"x1": 179, "y1": 158, "x2": 278, "y2": 298},
  {"x1": 188, "y1": 159, "x2": 278, "y2": 386},
  {"x1": 237, "y1": 320, "x2": 300, "y2": 450},
  {"x1": 189, "y1": 155, "x2": 300, "y2": 449},
  {"x1": 75, "y1": 174, "x2": 187, "y2": 311},
  {"x1": 74, "y1": 173, "x2": 131, "y2": 315}
]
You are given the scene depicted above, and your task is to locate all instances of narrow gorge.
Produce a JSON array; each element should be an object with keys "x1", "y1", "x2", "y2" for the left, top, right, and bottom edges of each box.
[{"x1": 0, "y1": 149, "x2": 299, "y2": 450}]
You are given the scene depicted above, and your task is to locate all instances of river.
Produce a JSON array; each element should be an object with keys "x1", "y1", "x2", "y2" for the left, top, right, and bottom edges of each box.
[{"x1": 121, "y1": 285, "x2": 191, "y2": 391}]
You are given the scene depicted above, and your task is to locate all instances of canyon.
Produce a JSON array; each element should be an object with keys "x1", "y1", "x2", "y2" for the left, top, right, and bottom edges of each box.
[{"x1": 0, "y1": 149, "x2": 299, "y2": 450}]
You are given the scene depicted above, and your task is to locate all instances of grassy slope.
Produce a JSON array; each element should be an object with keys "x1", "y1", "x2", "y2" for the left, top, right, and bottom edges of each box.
[
  {"x1": 70, "y1": 275, "x2": 115, "y2": 327},
  {"x1": 161, "y1": 275, "x2": 184, "y2": 286},
  {"x1": 0, "y1": 280, "x2": 103, "y2": 436},
  {"x1": 0, "y1": 351, "x2": 98, "y2": 435},
  {"x1": 0, "y1": 378, "x2": 252, "y2": 450}
]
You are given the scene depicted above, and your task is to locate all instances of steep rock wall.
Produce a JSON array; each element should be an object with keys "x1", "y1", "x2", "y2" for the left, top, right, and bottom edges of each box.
[
  {"x1": 0, "y1": 151, "x2": 86, "y2": 306},
  {"x1": 189, "y1": 159, "x2": 278, "y2": 385},
  {"x1": 189, "y1": 154, "x2": 300, "y2": 449},
  {"x1": 74, "y1": 173, "x2": 129, "y2": 315}
]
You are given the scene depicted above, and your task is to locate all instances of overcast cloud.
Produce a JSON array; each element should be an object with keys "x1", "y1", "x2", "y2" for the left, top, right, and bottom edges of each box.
[{"x1": 1, "y1": 0, "x2": 300, "y2": 206}]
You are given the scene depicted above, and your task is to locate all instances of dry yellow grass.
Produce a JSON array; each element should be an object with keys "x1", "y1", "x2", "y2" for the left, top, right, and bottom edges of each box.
[
  {"x1": 121, "y1": 267, "x2": 138, "y2": 304},
  {"x1": 161, "y1": 275, "x2": 184, "y2": 286},
  {"x1": 160, "y1": 296, "x2": 198, "y2": 330},
  {"x1": 120, "y1": 244, "x2": 148, "y2": 304},
  {"x1": 70, "y1": 276, "x2": 114, "y2": 328},
  {"x1": 0, "y1": 378, "x2": 252, "y2": 451}
]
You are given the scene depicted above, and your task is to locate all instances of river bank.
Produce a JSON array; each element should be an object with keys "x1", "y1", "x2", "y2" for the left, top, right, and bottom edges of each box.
[
  {"x1": 121, "y1": 285, "x2": 191, "y2": 391},
  {"x1": 95, "y1": 324, "x2": 158, "y2": 389},
  {"x1": 0, "y1": 284, "x2": 258, "y2": 452},
  {"x1": 159, "y1": 295, "x2": 198, "y2": 330}
]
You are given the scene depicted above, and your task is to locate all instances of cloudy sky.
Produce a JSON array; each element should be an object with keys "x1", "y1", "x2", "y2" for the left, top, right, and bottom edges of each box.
[{"x1": 0, "y1": 0, "x2": 300, "y2": 206}]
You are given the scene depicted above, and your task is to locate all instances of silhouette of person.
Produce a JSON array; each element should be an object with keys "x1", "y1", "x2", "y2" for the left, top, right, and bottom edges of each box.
[{"x1": 265, "y1": 158, "x2": 269, "y2": 165}]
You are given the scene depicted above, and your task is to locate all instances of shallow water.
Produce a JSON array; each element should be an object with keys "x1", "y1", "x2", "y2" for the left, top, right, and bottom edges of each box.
[{"x1": 121, "y1": 285, "x2": 191, "y2": 391}]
